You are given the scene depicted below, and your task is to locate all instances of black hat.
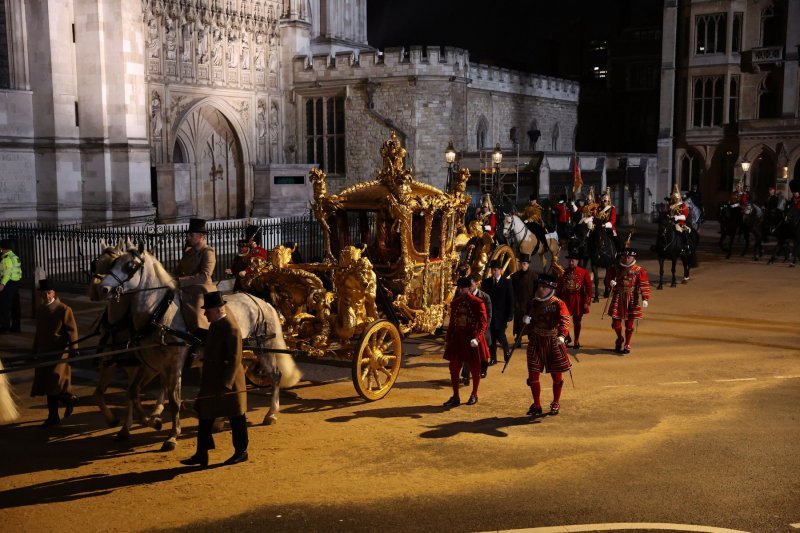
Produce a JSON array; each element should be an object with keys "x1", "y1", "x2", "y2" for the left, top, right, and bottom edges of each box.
[
  {"x1": 566, "y1": 252, "x2": 581, "y2": 260},
  {"x1": 201, "y1": 291, "x2": 226, "y2": 309},
  {"x1": 622, "y1": 248, "x2": 637, "y2": 257},
  {"x1": 38, "y1": 279, "x2": 53, "y2": 291},
  {"x1": 237, "y1": 239, "x2": 249, "y2": 247},
  {"x1": 537, "y1": 273, "x2": 558, "y2": 289},
  {"x1": 245, "y1": 224, "x2": 262, "y2": 245},
  {"x1": 519, "y1": 253, "x2": 531, "y2": 263},
  {"x1": 187, "y1": 218, "x2": 208, "y2": 234},
  {"x1": 0, "y1": 239, "x2": 11, "y2": 249},
  {"x1": 529, "y1": 193, "x2": 538, "y2": 201},
  {"x1": 456, "y1": 276, "x2": 471, "y2": 288},
  {"x1": 488, "y1": 259, "x2": 503, "y2": 270}
]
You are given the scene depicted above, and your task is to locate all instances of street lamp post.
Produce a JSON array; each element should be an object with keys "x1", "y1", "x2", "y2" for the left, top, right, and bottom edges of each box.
[
  {"x1": 492, "y1": 143, "x2": 503, "y2": 209},
  {"x1": 444, "y1": 140, "x2": 457, "y2": 193}
]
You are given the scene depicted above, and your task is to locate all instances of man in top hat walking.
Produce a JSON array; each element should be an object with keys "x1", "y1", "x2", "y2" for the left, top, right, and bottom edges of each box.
[
  {"x1": 604, "y1": 248, "x2": 650, "y2": 354},
  {"x1": 556, "y1": 253, "x2": 593, "y2": 349},
  {"x1": 0, "y1": 238, "x2": 22, "y2": 333},
  {"x1": 181, "y1": 291, "x2": 249, "y2": 467},
  {"x1": 522, "y1": 274, "x2": 572, "y2": 417},
  {"x1": 443, "y1": 277, "x2": 490, "y2": 407},
  {"x1": 480, "y1": 259, "x2": 514, "y2": 369},
  {"x1": 511, "y1": 253, "x2": 537, "y2": 338},
  {"x1": 30, "y1": 279, "x2": 79, "y2": 426},
  {"x1": 176, "y1": 218, "x2": 216, "y2": 335}
]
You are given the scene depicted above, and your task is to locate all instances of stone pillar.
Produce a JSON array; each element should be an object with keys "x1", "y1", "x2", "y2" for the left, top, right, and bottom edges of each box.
[
  {"x1": 4, "y1": 0, "x2": 30, "y2": 90},
  {"x1": 156, "y1": 163, "x2": 193, "y2": 222},
  {"x1": 252, "y1": 163, "x2": 315, "y2": 217},
  {"x1": 538, "y1": 156, "x2": 550, "y2": 198}
]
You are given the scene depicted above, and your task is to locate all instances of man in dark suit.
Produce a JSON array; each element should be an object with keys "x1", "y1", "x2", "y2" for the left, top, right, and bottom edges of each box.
[
  {"x1": 511, "y1": 253, "x2": 537, "y2": 337},
  {"x1": 480, "y1": 259, "x2": 515, "y2": 368},
  {"x1": 462, "y1": 274, "x2": 492, "y2": 384},
  {"x1": 181, "y1": 291, "x2": 248, "y2": 468}
]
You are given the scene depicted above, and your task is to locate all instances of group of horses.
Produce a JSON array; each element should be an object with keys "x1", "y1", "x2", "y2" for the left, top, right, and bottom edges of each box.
[
  {"x1": 718, "y1": 203, "x2": 800, "y2": 265},
  {"x1": 1, "y1": 240, "x2": 301, "y2": 452}
]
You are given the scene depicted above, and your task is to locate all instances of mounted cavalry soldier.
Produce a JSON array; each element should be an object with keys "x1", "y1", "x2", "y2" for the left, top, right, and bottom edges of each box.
[
  {"x1": 517, "y1": 194, "x2": 549, "y2": 254},
  {"x1": 176, "y1": 218, "x2": 216, "y2": 336},
  {"x1": 556, "y1": 253, "x2": 593, "y2": 349},
  {"x1": 668, "y1": 184, "x2": 691, "y2": 232},
  {"x1": 604, "y1": 248, "x2": 650, "y2": 355},
  {"x1": 595, "y1": 187, "x2": 618, "y2": 237},
  {"x1": 521, "y1": 273, "x2": 572, "y2": 417},
  {"x1": 476, "y1": 194, "x2": 498, "y2": 237}
]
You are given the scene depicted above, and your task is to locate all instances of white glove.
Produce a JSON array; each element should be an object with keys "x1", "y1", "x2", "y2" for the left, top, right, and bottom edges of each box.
[
  {"x1": 523, "y1": 315, "x2": 531, "y2": 324},
  {"x1": 469, "y1": 338, "x2": 479, "y2": 348},
  {"x1": 557, "y1": 336, "x2": 566, "y2": 344},
  {"x1": 609, "y1": 279, "x2": 617, "y2": 288},
  {"x1": 604, "y1": 222, "x2": 612, "y2": 229},
  {"x1": 642, "y1": 300, "x2": 649, "y2": 308},
  {"x1": 674, "y1": 214, "x2": 686, "y2": 221},
  {"x1": 484, "y1": 225, "x2": 492, "y2": 231}
]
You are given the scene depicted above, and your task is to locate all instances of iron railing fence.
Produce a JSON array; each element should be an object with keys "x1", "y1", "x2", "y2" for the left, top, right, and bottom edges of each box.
[{"x1": 0, "y1": 213, "x2": 330, "y2": 294}]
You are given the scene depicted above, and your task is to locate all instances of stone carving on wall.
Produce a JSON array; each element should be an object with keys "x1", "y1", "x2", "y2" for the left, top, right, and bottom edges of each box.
[
  {"x1": 151, "y1": 90, "x2": 163, "y2": 138},
  {"x1": 241, "y1": 32, "x2": 250, "y2": 70},
  {"x1": 165, "y1": 17, "x2": 177, "y2": 61},
  {"x1": 148, "y1": 13, "x2": 160, "y2": 58},
  {"x1": 254, "y1": 33, "x2": 265, "y2": 71},
  {"x1": 181, "y1": 16, "x2": 193, "y2": 63},
  {"x1": 212, "y1": 28, "x2": 224, "y2": 66},
  {"x1": 196, "y1": 22, "x2": 208, "y2": 64},
  {"x1": 237, "y1": 100, "x2": 249, "y2": 122},
  {"x1": 257, "y1": 98, "x2": 267, "y2": 163},
  {"x1": 227, "y1": 30, "x2": 238, "y2": 68},
  {"x1": 269, "y1": 100, "x2": 279, "y2": 162}
]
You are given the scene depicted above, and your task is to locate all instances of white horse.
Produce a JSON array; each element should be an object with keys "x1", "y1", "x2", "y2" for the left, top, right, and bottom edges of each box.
[
  {"x1": 98, "y1": 246, "x2": 300, "y2": 451},
  {"x1": 502, "y1": 214, "x2": 561, "y2": 271},
  {"x1": 0, "y1": 360, "x2": 18, "y2": 423}
]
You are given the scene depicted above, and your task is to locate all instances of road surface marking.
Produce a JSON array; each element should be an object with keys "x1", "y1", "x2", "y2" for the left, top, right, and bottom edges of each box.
[
  {"x1": 775, "y1": 375, "x2": 800, "y2": 379},
  {"x1": 491, "y1": 522, "x2": 750, "y2": 532},
  {"x1": 789, "y1": 523, "x2": 800, "y2": 529},
  {"x1": 714, "y1": 378, "x2": 757, "y2": 382},
  {"x1": 600, "y1": 384, "x2": 637, "y2": 388},
  {"x1": 659, "y1": 381, "x2": 699, "y2": 385}
]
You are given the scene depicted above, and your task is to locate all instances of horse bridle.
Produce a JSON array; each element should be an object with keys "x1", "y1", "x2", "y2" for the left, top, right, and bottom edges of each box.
[
  {"x1": 104, "y1": 250, "x2": 148, "y2": 301},
  {"x1": 504, "y1": 215, "x2": 530, "y2": 245}
]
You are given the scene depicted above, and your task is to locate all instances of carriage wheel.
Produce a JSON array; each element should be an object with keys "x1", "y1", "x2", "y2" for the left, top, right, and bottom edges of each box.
[
  {"x1": 490, "y1": 245, "x2": 518, "y2": 278},
  {"x1": 243, "y1": 350, "x2": 273, "y2": 387},
  {"x1": 352, "y1": 320, "x2": 402, "y2": 401}
]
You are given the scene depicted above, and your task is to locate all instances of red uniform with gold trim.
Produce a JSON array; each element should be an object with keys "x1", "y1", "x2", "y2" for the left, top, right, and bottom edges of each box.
[
  {"x1": 553, "y1": 202, "x2": 571, "y2": 223},
  {"x1": 597, "y1": 205, "x2": 617, "y2": 231},
  {"x1": 605, "y1": 263, "x2": 650, "y2": 320},
  {"x1": 444, "y1": 292, "x2": 490, "y2": 364},
  {"x1": 524, "y1": 294, "x2": 572, "y2": 374},
  {"x1": 671, "y1": 202, "x2": 689, "y2": 227},
  {"x1": 556, "y1": 265, "x2": 593, "y2": 317}
]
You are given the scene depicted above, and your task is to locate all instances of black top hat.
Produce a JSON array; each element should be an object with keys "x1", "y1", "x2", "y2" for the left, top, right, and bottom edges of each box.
[
  {"x1": 622, "y1": 248, "x2": 637, "y2": 257},
  {"x1": 245, "y1": 224, "x2": 262, "y2": 246},
  {"x1": 38, "y1": 279, "x2": 53, "y2": 291},
  {"x1": 566, "y1": 252, "x2": 581, "y2": 260},
  {"x1": 456, "y1": 276, "x2": 471, "y2": 288},
  {"x1": 518, "y1": 253, "x2": 531, "y2": 263},
  {"x1": 529, "y1": 193, "x2": 538, "y2": 201},
  {"x1": 537, "y1": 273, "x2": 558, "y2": 288},
  {"x1": 187, "y1": 218, "x2": 208, "y2": 234},
  {"x1": 0, "y1": 238, "x2": 12, "y2": 249},
  {"x1": 201, "y1": 291, "x2": 226, "y2": 309},
  {"x1": 488, "y1": 259, "x2": 503, "y2": 270}
]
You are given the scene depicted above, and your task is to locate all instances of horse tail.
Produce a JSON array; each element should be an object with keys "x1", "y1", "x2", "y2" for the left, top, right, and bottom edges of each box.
[{"x1": 0, "y1": 360, "x2": 20, "y2": 423}]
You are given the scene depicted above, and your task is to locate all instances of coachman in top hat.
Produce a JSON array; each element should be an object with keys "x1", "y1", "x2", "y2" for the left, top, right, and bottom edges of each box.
[
  {"x1": 175, "y1": 218, "x2": 216, "y2": 334},
  {"x1": 604, "y1": 248, "x2": 650, "y2": 354}
]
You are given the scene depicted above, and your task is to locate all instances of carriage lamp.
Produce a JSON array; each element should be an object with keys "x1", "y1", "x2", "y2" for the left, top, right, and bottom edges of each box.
[
  {"x1": 444, "y1": 140, "x2": 457, "y2": 165},
  {"x1": 492, "y1": 144, "x2": 503, "y2": 165},
  {"x1": 783, "y1": 165, "x2": 789, "y2": 180},
  {"x1": 740, "y1": 159, "x2": 751, "y2": 173}
]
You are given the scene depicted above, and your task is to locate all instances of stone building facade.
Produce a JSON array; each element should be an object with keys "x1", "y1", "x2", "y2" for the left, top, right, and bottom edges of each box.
[
  {"x1": 659, "y1": 0, "x2": 800, "y2": 211},
  {"x1": 0, "y1": 0, "x2": 580, "y2": 223}
]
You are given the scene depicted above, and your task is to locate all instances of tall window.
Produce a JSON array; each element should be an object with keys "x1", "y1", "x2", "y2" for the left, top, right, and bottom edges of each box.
[
  {"x1": 761, "y1": 6, "x2": 782, "y2": 47},
  {"x1": 476, "y1": 117, "x2": 488, "y2": 150},
  {"x1": 758, "y1": 73, "x2": 779, "y2": 119},
  {"x1": 695, "y1": 13, "x2": 727, "y2": 54},
  {"x1": 306, "y1": 96, "x2": 345, "y2": 175},
  {"x1": 551, "y1": 123, "x2": 560, "y2": 152},
  {"x1": 679, "y1": 152, "x2": 699, "y2": 191},
  {"x1": 0, "y1": 2, "x2": 9, "y2": 89},
  {"x1": 692, "y1": 76, "x2": 724, "y2": 127},
  {"x1": 732, "y1": 12, "x2": 743, "y2": 52},
  {"x1": 728, "y1": 76, "x2": 739, "y2": 124}
]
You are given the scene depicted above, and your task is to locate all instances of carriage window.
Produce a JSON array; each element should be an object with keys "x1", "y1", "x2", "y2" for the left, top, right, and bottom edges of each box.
[
  {"x1": 429, "y1": 212, "x2": 444, "y2": 260},
  {"x1": 367, "y1": 211, "x2": 401, "y2": 265},
  {"x1": 412, "y1": 212, "x2": 427, "y2": 255}
]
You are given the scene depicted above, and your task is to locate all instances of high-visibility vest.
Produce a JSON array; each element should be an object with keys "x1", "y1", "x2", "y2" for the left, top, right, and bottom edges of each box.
[{"x1": 0, "y1": 251, "x2": 22, "y2": 284}]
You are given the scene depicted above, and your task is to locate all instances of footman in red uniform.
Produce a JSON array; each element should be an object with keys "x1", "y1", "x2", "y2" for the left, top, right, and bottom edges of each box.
[
  {"x1": 604, "y1": 248, "x2": 650, "y2": 354},
  {"x1": 556, "y1": 253, "x2": 593, "y2": 349},
  {"x1": 522, "y1": 274, "x2": 572, "y2": 417}
]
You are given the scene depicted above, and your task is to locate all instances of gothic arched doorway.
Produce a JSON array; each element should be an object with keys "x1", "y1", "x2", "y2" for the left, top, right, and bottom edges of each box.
[
  {"x1": 174, "y1": 105, "x2": 245, "y2": 219},
  {"x1": 749, "y1": 148, "x2": 776, "y2": 204}
]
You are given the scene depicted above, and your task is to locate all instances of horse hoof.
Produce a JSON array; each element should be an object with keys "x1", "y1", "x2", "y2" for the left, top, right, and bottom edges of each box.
[
  {"x1": 657, "y1": 285, "x2": 663, "y2": 290},
  {"x1": 263, "y1": 416, "x2": 277, "y2": 426},
  {"x1": 670, "y1": 283, "x2": 677, "y2": 288},
  {"x1": 114, "y1": 432, "x2": 130, "y2": 442},
  {"x1": 160, "y1": 440, "x2": 176, "y2": 452},
  {"x1": 152, "y1": 418, "x2": 163, "y2": 431}
]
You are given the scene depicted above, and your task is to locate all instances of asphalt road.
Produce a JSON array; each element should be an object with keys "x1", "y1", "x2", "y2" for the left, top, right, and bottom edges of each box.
[{"x1": 1, "y1": 226, "x2": 798, "y2": 533}]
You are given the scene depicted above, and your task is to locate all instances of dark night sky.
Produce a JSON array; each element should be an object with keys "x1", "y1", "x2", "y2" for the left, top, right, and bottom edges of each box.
[{"x1": 366, "y1": 0, "x2": 662, "y2": 79}]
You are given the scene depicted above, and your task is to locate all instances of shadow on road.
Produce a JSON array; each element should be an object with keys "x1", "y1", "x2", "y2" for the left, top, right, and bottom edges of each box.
[
  {"x1": 325, "y1": 404, "x2": 449, "y2": 423},
  {"x1": 419, "y1": 415, "x2": 541, "y2": 439}
]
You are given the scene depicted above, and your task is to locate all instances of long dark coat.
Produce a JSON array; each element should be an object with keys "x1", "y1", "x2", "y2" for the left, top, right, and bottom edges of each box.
[
  {"x1": 30, "y1": 298, "x2": 78, "y2": 397},
  {"x1": 473, "y1": 289, "x2": 492, "y2": 343},
  {"x1": 480, "y1": 275, "x2": 515, "y2": 328},
  {"x1": 176, "y1": 243, "x2": 216, "y2": 332},
  {"x1": 195, "y1": 313, "x2": 246, "y2": 419},
  {"x1": 511, "y1": 268, "x2": 537, "y2": 334}
]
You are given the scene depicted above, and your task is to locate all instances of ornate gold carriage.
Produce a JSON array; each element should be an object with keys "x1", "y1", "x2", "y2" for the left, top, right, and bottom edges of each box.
[{"x1": 240, "y1": 133, "x2": 471, "y2": 400}]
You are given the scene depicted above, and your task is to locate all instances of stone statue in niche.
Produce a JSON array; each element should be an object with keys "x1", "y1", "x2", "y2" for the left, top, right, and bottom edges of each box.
[
  {"x1": 227, "y1": 31, "x2": 238, "y2": 68},
  {"x1": 196, "y1": 22, "x2": 208, "y2": 64},
  {"x1": 269, "y1": 102, "x2": 279, "y2": 145},
  {"x1": 240, "y1": 32, "x2": 250, "y2": 70},
  {"x1": 181, "y1": 17, "x2": 193, "y2": 63},
  {"x1": 257, "y1": 100, "x2": 267, "y2": 140},
  {"x1": 150, "y1": 91, "x2": 163, "y2": 138},
  {"x1": 165, "y1": 17, "x2": 177, "y2": 61},
  {"x1": 148, "y1": 14, "x2": 160, "y2": 58},
  {"x1": 212, "y1": 28, "x2": 224, "y2": 66},
  {"x1": 254, "y1": 33, "x2": 266, "y2": 71}
]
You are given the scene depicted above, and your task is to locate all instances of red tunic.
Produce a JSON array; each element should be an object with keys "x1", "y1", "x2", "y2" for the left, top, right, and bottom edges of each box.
[
  {"x1": 672, "y1": 203, "x2": 689, "y2": 226},
  {"x1": 556, "y1": 266, "x2": 593, "y2": 317},
  {"x1": 524, "y1": 294, "x2": 572, "y2": 374},
  {"x1": 605, "y1": 263, "x2": 650, "y2": 320},
  {"x1": 484, "y1": 212, "x2": 497, "y2": 236},
  {"x1": 553, "y1": 203, "x2": 571, "y2": 223},
  {"x1": 444, "y1": 292, "x2": 490, "y2": 363}
]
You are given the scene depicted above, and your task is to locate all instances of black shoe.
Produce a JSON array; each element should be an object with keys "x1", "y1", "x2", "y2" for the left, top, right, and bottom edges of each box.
[
  {"x1": 527, "y1": 404, "x2": 543, "y2": 417},
  {"x1": 549, "y1": 402, "x2": 560, "y2": 416},
  {"x1": 41, "y1": 417, "x2": 60, "y2": 427},
  {"x1": 614, "y1": 341, "x2": 623, "y2": 353},
  {"x1": 480, "y1": 371, "x2": 487, "y2": 378},
  {"x1": 461, "y1": 377, "x2": 470, "y2": 386},
  {"x1": 488, "y1": 358, "x2": 498, "y2": 366},
  {"x1": 62, "y1": 394, "x2": 78, "y2": 419},
  {"x1": 573, "y1": 342, "x2": 581, "y2": 350},
  {"x1": 442, "y1": 396, "x2": 460, "y2": 408},
  {"x1": 466, "y1": 394, "x2": 478, "y2": 406},
  {"x1": 180, "y1": 453, "x2": 209, "y2": 468},
  {"x1": 622, "y1": 345, "x2": 631, "y2": 355},
  {"x1": 564, "y1": 336, "x2": 572, "y2": 346},
  {"x1": 223, "y1": 450, "x2": 249, "y2": 465}
]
